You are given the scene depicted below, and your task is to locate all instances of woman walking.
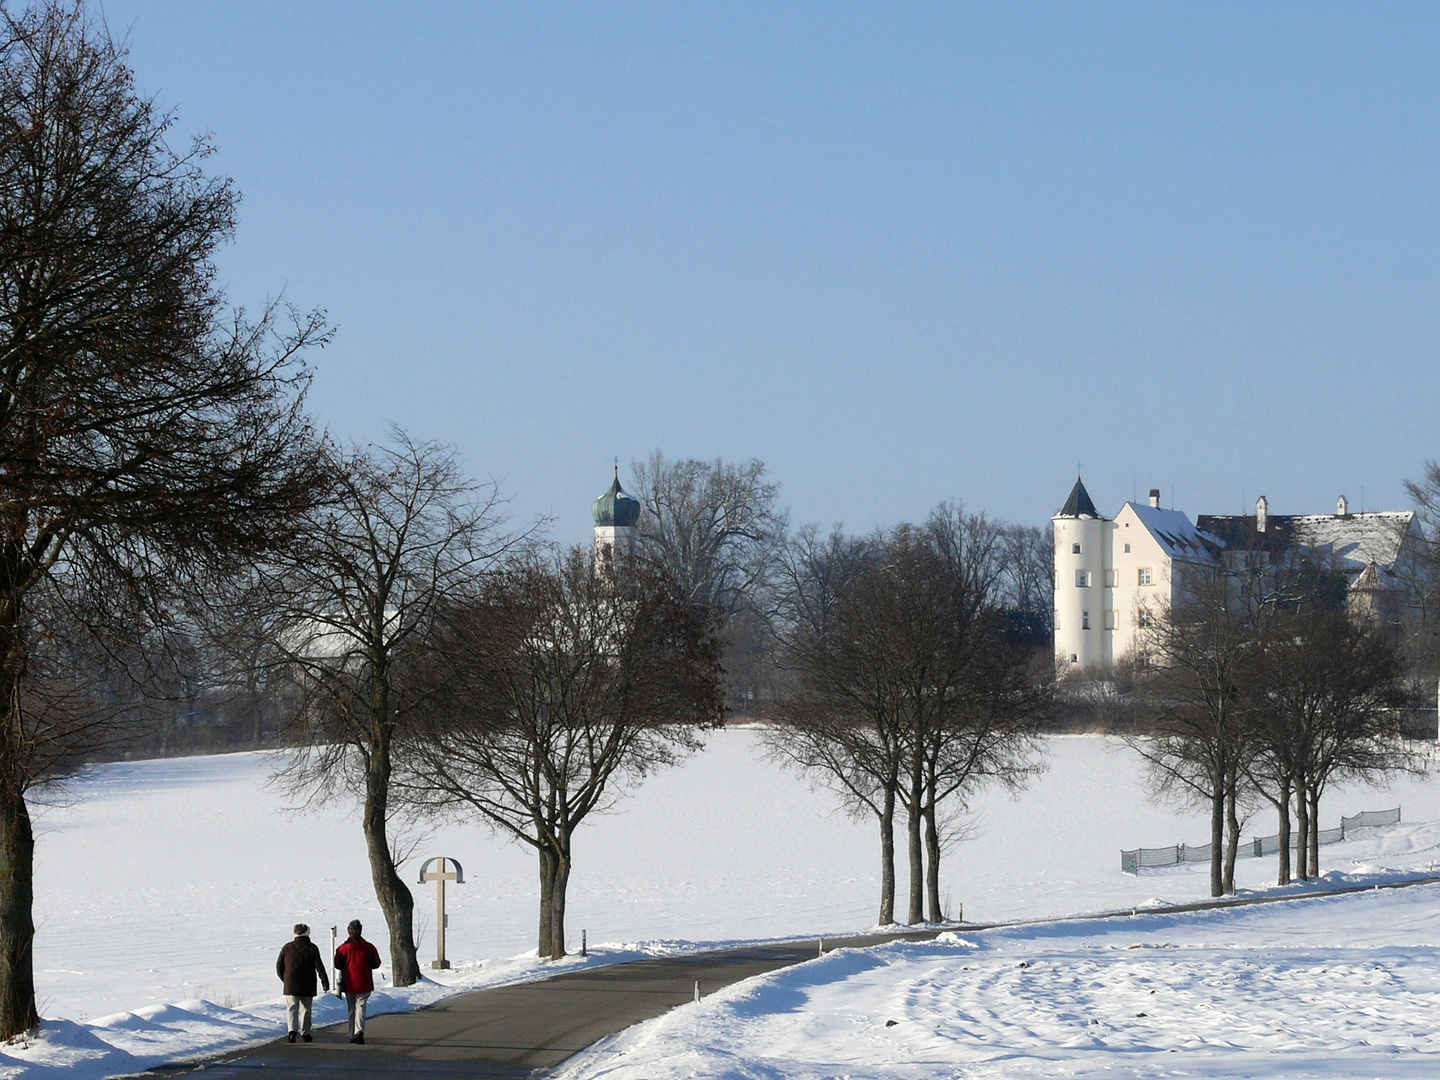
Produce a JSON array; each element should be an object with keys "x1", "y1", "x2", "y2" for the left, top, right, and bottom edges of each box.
[{"x1": 335, "y1": 919, "x2": 382, "y2": 1044}]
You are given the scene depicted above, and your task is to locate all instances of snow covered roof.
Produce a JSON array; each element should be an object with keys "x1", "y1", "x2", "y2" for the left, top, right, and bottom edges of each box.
[
  {"x1": 1196, "y1": 510, "x2": 1414, "y2": 572},
  {"x1": 1288, "y1": 512, "x2": 1414, "y2": 570},
  {"x1": 1123, "y1": 503, "x2": 1221, "y2": 563}
]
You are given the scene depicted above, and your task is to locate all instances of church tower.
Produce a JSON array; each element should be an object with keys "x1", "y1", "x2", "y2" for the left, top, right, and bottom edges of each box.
[
  {"x1": 1053, "y1": 476, "x2": 1106, "y2": 673},
  {"x1": 592, "y1": 465, "x2": 640, "y2": 565}
]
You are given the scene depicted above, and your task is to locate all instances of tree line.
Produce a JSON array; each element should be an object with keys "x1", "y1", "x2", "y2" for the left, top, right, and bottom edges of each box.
[{"x1": 1121, "y1": 557, "x2": 1424, "y2": 898}]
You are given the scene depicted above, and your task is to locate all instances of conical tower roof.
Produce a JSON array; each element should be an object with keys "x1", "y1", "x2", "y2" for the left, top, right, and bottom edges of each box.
[
  {"x1": 592, "y1": 467, "x2": 641, "y2": 528},
  {"x1": 1056, "y1": 477, "x2": 1100, "y2": 519}
]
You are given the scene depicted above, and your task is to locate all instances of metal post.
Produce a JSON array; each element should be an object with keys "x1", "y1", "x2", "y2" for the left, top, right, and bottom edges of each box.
[
  {"x1": 694, "y1": 980, "x2": 700, "y2": 1002},
  {"x1": 436, "y1": 868, "x2": 447, "y2": 969},
  {"x1": 581, "y1": 929, "x2": 587, "y2": 958},
  {"x1": 330, "y1": 926, "x2": 337, "y2": 993}
]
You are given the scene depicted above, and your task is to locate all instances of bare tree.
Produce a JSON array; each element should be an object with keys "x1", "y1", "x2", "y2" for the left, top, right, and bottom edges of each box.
[
  {"x1": 996, "y1": 522, "x2": 1055, "y2": 647},
  {"x1": 1263, "y1": 603, "x2": 1414, "y2": 877},
  {"x1": 768, "y1": 512, "x2": 1046, "y2": 926},
  {"x1": 629, "y1": 452, "x2": 787, "y2": 616},
  {"x1": 253, "y1": 431, "x2": 512, "y2": 986},
  {"x1": 764, "y1": 525, "x2": 900, "y2": 923},
  {"x1": 0, "y1": 3, "x2": 328, "y2": 1035},
  {"x1": 411, "y1": 547, "x2": 724, "y2": 959},
  {"x1": 1127, "y1": 575, "x2": 1255, "y2": 897},
  {"x1": 629, "y1": 452, "x2": 787, "y2": 714}
]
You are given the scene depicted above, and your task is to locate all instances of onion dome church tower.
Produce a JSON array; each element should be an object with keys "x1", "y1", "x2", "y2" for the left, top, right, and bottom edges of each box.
[{"x1": 592, "y1": 465, "x2": 641, "y2": 564}]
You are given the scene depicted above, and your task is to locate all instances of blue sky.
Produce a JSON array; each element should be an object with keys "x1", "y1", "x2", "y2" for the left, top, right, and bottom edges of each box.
[{"x1": 101, "y1": 2, "x2": 1440, "y2": 542}]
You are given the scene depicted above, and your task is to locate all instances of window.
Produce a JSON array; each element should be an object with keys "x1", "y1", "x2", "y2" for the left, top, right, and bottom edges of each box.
[
  {"x1": 1082, "y1": 611, "x2": 1090, "y2": 630},
  {"x1": 1104, "y1": 610, "x2": 1118, "y2": 630},
  {"x1": 1072, "y1": 543, "x2": 1081, "y2": 554},
  {"x1": 1070, "y1": 653, "x2": 1078, "y2": 664},
  {"x1": 1138, "y1": 567, "x2": 1153, "y2": 586},
  {"x1": 1138, "y1": 609, "x2": 1153, "y2": 628},
  {"x1": 1104, "y1": 569, "x2": 1118, "y2": 588},
  {"x1": 1075, "y1": 569, "x2": 1090, "y2": 588},
  {"x1": 1123, "y1": 543, "x2": 1131, "y2": 553}
]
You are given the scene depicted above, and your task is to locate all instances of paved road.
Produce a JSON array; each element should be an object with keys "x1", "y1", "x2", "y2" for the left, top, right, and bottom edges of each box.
[
  {"x1": 155, "y1": 930, "x2": 936, "y2": 1079},
  {"x1": 154, "y1": 875, "x2": 1440, "y2": 1079}
]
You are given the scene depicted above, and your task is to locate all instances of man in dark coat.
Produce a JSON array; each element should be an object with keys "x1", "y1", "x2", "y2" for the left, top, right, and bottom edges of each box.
[
  {"x1": 334, "y1": 919, "x2": 382, "y2": 1044},
  {"x1": 276, "y1": 922, "x2": 330, "y2": 1042}
]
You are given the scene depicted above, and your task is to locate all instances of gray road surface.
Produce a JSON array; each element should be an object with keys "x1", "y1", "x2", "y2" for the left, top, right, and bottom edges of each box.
[{"x1": 153, "y1": 875, "x2": 1440, "y2": 1078}]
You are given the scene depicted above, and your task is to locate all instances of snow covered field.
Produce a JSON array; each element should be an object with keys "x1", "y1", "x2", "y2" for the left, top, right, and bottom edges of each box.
[
  {"x1": 13, "y1": 729, "x2": 1440, "y2": 1078},
  {"x1": 556, "y1": 886, "x2": 1440, "y2": 1079}
]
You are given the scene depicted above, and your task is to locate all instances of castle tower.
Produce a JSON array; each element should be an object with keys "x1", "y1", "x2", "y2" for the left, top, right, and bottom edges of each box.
[
  {"x1": 592, "y1": 465, "x2": 641, "y2": 566},
  {"x1": 1053, "y1": 477, "x2": 1107, "y2": 673}
]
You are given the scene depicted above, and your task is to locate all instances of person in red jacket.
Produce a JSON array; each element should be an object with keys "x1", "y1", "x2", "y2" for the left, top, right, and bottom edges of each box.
[{"x1": 334, "y1": 919, "x2": 382, "y2": 1044}]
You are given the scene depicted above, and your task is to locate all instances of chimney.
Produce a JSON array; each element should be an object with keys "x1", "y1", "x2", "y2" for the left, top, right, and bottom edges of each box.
[
  {"x1": 1336, "y1": 494, "x2": 1348, "y2": 516},
  {"x1": 1256, "y1": 495, "x2": 1268, "y2": 533},
  {"x1": 1148, "y1": 488, "x2": 1161, "y2": 509}
]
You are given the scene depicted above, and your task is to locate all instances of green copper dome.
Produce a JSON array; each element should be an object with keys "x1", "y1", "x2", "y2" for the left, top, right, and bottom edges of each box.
[{"x1": 592, "y1": 469, "x2": 641, "y2": 528}]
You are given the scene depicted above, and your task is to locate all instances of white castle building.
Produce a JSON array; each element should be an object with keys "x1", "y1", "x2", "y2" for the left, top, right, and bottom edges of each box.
[{"x1": 1053, "y1": 477, "x2": 1418, "y2": 675}]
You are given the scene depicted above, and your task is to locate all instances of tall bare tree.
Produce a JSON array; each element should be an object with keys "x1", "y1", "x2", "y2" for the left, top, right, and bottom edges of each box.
[
  {"x1": 254, "y1": 431, "x2": 511, "y2": 986},
  {"x1": 0, "y1": 3, "x2": 328, "y2": 1035},
  {"x1": 629, "y1": 452, "x2": 787, "y2": 714},
  {"x1": 1128, "y1": 575, "x2": 1255, "y2": 897},
  {"x1": 411, "y1": 546, "x2": 724, "y2": 958},
  {"x1": 768, "y1": 511, "x2": 1046, "y2": 926},
  {"x1": 764, "y1": 524, "x2": 899, "y2": 923},
  {"x1": 1260, "y1": 602, "x2": 1414, "y2": 877}
]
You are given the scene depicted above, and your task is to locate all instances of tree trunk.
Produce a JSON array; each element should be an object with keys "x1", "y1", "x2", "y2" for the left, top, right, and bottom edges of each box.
[
  {"x1": 1275, "y1": 776, "x2": 1292, "y2": 886},
  {"x1": 537, "y1": 847, "x2": 556, "y2": 958},
  {"x1": 0, "y1": 628, "x2": 38, "y2": 1038},
  {"x1": 1308, "y1": 788, "x2": 1321, "y2": 877},
  {"x1": 1295, "y1": 779, "x2": 1310, "y2": 880},
  {"x1": 923, "y1": 795, "x2": 942, "y2": 923},
  {"x1": 0, "y1": 779, "x2": 37, "y2": 1038},
  {"x1": 548, "y1": 848, "x2": 571, "y2": 960},
  {"x1": 1209, "y1": 785, "x2": 1224, "y2": 898},
  {"x1": 362, "y1": 742, "x2": 420, "y2": 986},
  {"x1": 877, "y1": 785, "x2": 896, "y2": 925},
  {"x1": 1223, "y1": 781, "x2": 1239, "y2": 894},
  {"x1": 905, "y1": 778, "x2": 924, "y2": 925}
]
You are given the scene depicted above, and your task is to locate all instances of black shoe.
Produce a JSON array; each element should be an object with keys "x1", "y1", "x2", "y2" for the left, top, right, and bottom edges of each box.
[
  {"x1": 354, "y1": 1033, "x2": 365, "y2": 1045},
  {"x1": 287, "y1": 1032, "x2": 297, "y2": 1044},
  {"x1": 302, "y1": 1034, "x2": 312, "y2": 1043}
]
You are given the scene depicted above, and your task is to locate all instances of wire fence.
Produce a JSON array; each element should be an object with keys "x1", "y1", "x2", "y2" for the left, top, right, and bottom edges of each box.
[{"x1": 1121, "y1": 806, "x2": 1401, "y2": 874}]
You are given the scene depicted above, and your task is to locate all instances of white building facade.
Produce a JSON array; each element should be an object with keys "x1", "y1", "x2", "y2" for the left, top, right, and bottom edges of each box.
[{"x1": 1053, "y1": 478, "x2": 1417, "y2": 676}]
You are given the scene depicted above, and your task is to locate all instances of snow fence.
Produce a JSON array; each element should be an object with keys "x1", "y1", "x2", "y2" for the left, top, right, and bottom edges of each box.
[{"x1": 1121, "y1": 806, "x2": 1400, "y2": 873}]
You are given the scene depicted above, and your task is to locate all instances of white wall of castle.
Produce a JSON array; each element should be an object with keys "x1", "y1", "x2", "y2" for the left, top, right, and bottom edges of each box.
[{"x1": 1054, "y1": 503, "x2": 1179, "y2": 675}]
